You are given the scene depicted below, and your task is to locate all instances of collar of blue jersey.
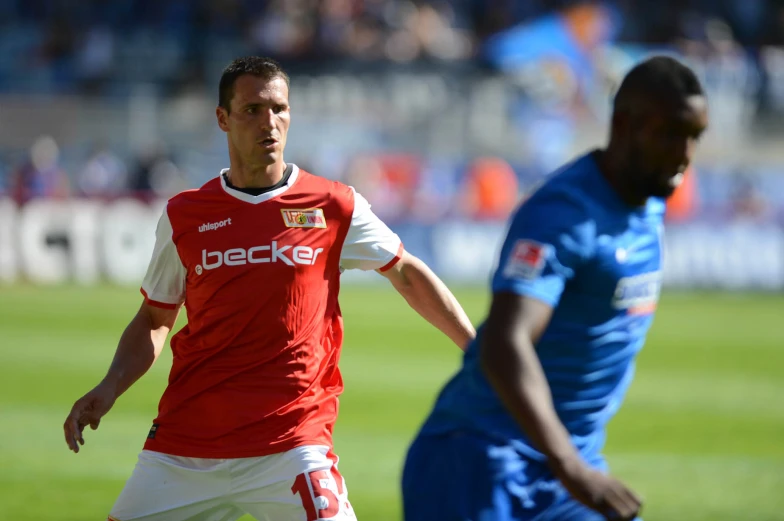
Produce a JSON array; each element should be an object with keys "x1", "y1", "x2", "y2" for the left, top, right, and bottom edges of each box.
[{"x1": 585, "y1": 152, "x2": 662, "y2": 216}]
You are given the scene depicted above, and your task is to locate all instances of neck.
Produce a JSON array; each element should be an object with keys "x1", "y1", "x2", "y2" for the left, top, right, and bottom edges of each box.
[
  {"x1": 594, "y1": 146, "x2": 647, "y2": 207},
  {"x1": 227, "y1": 157, "x2": 286, "y2": 189}
]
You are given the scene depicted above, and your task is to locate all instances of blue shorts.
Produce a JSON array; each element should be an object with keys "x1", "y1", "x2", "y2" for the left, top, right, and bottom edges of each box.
[{"x1": 402, "y1": 431, "x2": 641, "y2": 521}]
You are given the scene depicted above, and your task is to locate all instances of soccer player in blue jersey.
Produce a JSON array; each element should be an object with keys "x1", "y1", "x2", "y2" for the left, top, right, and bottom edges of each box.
[{"x1": 402, "y1": 56, "x2": 709, "y2": 521}]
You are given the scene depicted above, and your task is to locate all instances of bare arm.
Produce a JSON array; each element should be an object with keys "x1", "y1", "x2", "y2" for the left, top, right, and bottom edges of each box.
[
  {"x1": 479, "y1": 291, "x2": 642, "y2": 520},
  {"x1": 63, "y1": 300, "x2": 179, "y2": 452},
  {"x1": 479, "y1": 292, "x2": 579, "y2": 472},
  {"x1": 379, "y1": 250, "x2": 475, "y2": 350},
  {"x1": 102, "y1": 301, "x2": 180, "y2": 398}
]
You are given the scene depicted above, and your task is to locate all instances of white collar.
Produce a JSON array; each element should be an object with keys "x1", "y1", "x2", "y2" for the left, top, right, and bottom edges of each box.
[{"x1": 219, "y1": 164, "x2": 300, "y2": 204}]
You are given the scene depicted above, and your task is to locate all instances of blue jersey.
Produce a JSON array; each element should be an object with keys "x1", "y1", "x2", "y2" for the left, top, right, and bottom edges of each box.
[{"x1": 420, "y1": 152, "x2": 665, "y2": 461}]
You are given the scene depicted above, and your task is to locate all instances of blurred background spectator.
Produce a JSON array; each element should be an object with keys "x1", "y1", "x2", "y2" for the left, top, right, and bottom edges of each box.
[{"x1": 7, "y1": 135, "x2": 70, "y2": 204}]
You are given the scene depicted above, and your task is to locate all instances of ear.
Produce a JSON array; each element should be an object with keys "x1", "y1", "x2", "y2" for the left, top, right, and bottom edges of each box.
[
  {"x1": 611, "y1": 109, "x2": 635, "y2": 142},
  {"x1": 611, "y1": 109, "x2": 625, "y2": 132},
  {"x1": 216, "y1": 106, "x2": 230, "y2": 133}
]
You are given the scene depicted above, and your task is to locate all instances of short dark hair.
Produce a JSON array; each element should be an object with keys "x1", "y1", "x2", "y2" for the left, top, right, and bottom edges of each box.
[
  {"x1": 218, "y1": 56, "x2": 290, "y2": 112},
  {"x1": 613, "y1": 55, "x2": 704, "y2": 114}
]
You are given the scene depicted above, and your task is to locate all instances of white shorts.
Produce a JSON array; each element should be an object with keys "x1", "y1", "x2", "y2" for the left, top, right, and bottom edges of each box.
[{"x1": 108, "y1": 445, "x2": 357, "y2": 521}]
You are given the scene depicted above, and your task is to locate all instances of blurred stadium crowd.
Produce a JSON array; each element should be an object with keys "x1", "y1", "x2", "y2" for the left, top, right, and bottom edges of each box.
[
  {"x1": 1, "y1": 0, "x2": 783, "y2": 223},
  {"x1": 1, "y1": 0, "x2": 783, "y2": 93},
  {"x1": 2, "y1": 1, "x2": 784, "y2": 288}
]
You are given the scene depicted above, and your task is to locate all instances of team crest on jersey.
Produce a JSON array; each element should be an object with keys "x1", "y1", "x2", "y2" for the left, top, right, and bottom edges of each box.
[
  {"x1": 503, "y1": 239, "x2": 551, "y2": 279},
  {"x1": 281, "y1": 208, "x2": 327, "y2": 229}
]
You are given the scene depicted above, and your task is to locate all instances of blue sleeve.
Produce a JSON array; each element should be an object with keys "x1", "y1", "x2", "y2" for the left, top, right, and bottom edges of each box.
[{"x1": 492, "y1": 192, "x2": 594, "y2": 307}]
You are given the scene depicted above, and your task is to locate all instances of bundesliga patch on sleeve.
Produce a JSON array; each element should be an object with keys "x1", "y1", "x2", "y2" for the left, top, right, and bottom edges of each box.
[
  {"x1": 502, "y1": 239, "x2": 552, "y2": 280},
  {"x1": 281, "y1": 208, "x2": 327, "y2": 229}
]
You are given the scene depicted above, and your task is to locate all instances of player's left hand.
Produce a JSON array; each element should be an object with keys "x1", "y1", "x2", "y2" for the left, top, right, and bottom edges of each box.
[
  {"x1": 63, "y1": 381, "x2": 117, "y2": 453},
  {"x1": 554, "y1": 457, "x2": 642, "y2": 521}
]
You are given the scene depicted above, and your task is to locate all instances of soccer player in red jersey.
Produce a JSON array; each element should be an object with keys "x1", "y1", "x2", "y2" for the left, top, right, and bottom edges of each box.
[{"x1": 63, "y1": 56, "x2": 476, "y2": 521}]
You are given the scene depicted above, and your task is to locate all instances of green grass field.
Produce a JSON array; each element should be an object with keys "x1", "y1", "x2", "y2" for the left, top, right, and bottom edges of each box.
[{"x1": 1, "y1": 285, "x2": 783, "y2": 520}]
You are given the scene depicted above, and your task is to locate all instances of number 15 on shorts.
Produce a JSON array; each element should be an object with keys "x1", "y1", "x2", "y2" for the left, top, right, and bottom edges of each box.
[{"x1": 292, "y1": 468, "x2": 356, "y2": 521}]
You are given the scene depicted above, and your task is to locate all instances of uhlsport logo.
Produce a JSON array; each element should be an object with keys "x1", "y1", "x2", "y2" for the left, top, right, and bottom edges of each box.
[
  {"x1": 281, "y1": 209, "x2": 327, "y2": 229},
  {"x1": 612, "y1": 271, "x2": 662, "y2": 315},
  {"x1": 195, "y1": 241, "x2": 324, "y2": 274},
  {"x1": 199, "y1": 218, "x2": 232, "y2": 233}
]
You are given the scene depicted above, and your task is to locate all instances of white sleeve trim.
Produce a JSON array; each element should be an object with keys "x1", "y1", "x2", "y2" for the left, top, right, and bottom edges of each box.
[
  {"x1": 339, "y1": 188, "x2": 403, "y2": 271},
  {"x1": 140, "y1": 204, "x2": 186, "y2": 305}
]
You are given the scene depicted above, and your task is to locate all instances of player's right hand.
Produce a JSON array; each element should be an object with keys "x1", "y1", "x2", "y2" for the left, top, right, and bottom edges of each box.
[
  {"x1": 63, "y1": 381, "x2": 117, "y2": 453},
  {"x1": 556, "y1": 460, "x2": 642, "y2": 521}
]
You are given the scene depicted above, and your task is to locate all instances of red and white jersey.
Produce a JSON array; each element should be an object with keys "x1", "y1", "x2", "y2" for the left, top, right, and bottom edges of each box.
[{"x1": 140, "y1": 165, "x2": 402, "y2": 458}]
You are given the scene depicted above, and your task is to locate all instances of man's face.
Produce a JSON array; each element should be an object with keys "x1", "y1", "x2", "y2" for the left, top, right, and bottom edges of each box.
[
  {"x1": 626, "y1": 94, "x2": 709, "y2": 199},
  {"x1": 216, "y1": 75, "x2": 291, "y2": 167}
]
